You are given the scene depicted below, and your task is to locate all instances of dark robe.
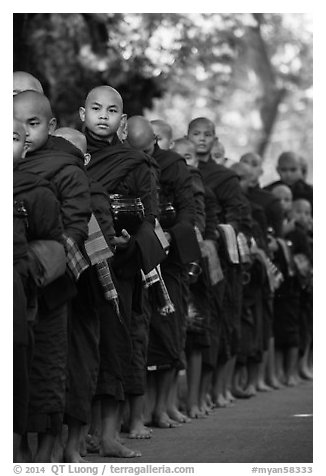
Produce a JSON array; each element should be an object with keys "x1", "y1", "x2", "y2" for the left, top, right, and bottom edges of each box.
[
  {"x1": 85, "y1": 131, "x2": 164, "y2": 397},
  {"x1": 13, "y1": 168, "x2": 66, "y2": 435},
  {"x1": 86, "y1": 130, "x2": 165, "y2": 274},
  {"x1": 198, "y1": 158, "x2": 245, "y2": 232},
  {"x1": 147, "y1": 145, "x2": 199, "y2": 371},
  {"x1": 273, "y1": 226, "x2": 311, "y2": 350},
  {"x1": 247, "y1": 184, "x2": 283, "y2": 238},
  {"x1": 199, "y1": 159, "x2": 247, "y2": 360}
]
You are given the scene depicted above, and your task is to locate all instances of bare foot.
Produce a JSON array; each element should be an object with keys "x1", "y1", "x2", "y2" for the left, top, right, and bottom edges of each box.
[
  {"x1": 64, "y1": 449, "x2": 89, "y2": 463},
  {"x1": 244, "y1": 384, "x2": 257, "y2": 397},
  {"x1": 153, "y1": 412, "x2": 181, "y2": 428},
  {"x1": 266, "y1": 377, "x2": 284, "y2": 389},
  {"x1": 256, "y1": 381, "x2": 273, "y2": 392},
  {"x1": 214, "y1": 394, "x2": 229, "y2": 407},
  {"x1": 85, "y1": 434, "x2": 100, "y2": 453},
  {"x1": 188, "y1": 405, "x2": 206, "y2": 419},
  {"x1": 199, "y1": 401, "x2": 213, "y2": 416},
  {"x1": 168, "y1": 409, "x2": 191, "y2": 423},
  {"x1": 225, "y1": 390, "x2": 235, "y2": 402},
  {"x1": 300, "y1": 368, "x2": 313, "y2": 380},
  {"x1": 128, "y1": 422, "x2": 152, "y2": 439},
  {"x1": 100, "y1": 438, "x2": 141, "y2": 458},
  {"x1": 285, "y1": 376, "x2": 297, "y2": 387}
]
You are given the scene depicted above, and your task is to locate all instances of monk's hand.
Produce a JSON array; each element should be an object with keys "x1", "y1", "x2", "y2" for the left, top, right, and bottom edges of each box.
[
  {"x1": 164, "y1": 232, "x2": 172, "y2": 244},
  {"x1": 112, "y1": 229, "x2": 131, "y2": 249}
]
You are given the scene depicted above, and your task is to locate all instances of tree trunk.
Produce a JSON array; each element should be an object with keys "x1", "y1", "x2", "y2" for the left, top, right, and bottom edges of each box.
[{"x1": 258, "y1": 87, "x2": 287, "y2": 157}]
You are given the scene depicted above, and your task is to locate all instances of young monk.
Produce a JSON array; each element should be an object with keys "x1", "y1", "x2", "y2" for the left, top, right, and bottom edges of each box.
[
  {"x1": 290, "y1": 199, "x2": 313, "y2": 380},
  {"x1": 80, "y1": 86, "x2": 165, "y2": 456},
  {"x1": 172, "y1": 137, "x2": 221, "y2": 418},
  {"x1": 127, "y1": 116, "x2": 199, "y2": 428},
  {"x1": 151, "y1": 119, "x2": 174, "y2": 150},
  {"x1": 53, "y1": 128, "x2": 135, "y2": 461},
  {"x1": 13, "y1": 71, "x2": 44, "y2": 95},
  {"x1": 188, "y1": 117, "x2": 249, "y2": 408},
  {"x1": 230, "y1": 162, "x2": 269, "y2": 396},
  {"x1": 13, "y1": 118, "x2": 64, "y2": 461},
  {"x1": 271, "y1": 184, "x2": 309, "y2": 386},
  {"x1": 14, "y1": 91, "x2": 91, "y2": 463},
  {"x1": 265, "y1": 151, "x2": 313, "y2": 211},
  {"x1": 240, "y1": 152, "x2": 284, "y2": 390}
]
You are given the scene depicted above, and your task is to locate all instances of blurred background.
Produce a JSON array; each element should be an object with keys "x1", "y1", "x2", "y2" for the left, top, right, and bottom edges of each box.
[{"x1": 13, "y1": 13, "x2": 313, "y2": 185}]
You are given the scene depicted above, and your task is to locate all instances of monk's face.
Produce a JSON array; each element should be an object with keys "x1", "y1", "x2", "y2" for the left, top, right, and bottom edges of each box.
[
  {"x1": 240, "y1": 155, "x2": 262, "y2": 181},
  {"x1": 291, "y1": 201, "x2": 312, "y2": 229},
  {"x1": 272, "y1": 186, "x2": 293, "y2": 214},
  {"x1": 188, "y1": 121, "x2": 216, "y2": 158},
  {"x1": 80, "y1": 87, "x2": 125, "y2": 141},
  {"x1": 277, "y1": 157, "x2": 302, "y2": 185},
  {"x1": 13, "y1": 119, "x2": 26, "y2": 164},
  {"x1": 13, "y1": 97, "x2": 54, "y2": 153}
]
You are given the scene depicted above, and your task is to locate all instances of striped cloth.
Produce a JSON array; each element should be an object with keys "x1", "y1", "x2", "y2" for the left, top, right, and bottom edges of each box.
[
  {"x1": 237, "y1": 232, "x2": 251, "y2": 264},
  {"x1": 96, "y1": 260, "x2": 120, "y2": 317},
  {"x1": 217, "y1": 224, "x2": 240, "y2": 264},
  {"x1": 155, "y1": 266, "x2": 175, "y2": 315},
  {"x1": 62, "y1": 234, "x2": 89, "y2": 281},
  {"x1": 85, "y1": 213, "x2": 114, "y2": 265},
  {"x1": 142, "y1": 266, "x2": 175, "y2": 315},
  {"x1": 141, "y1": 268, "x2": 161, "y2": 288}
]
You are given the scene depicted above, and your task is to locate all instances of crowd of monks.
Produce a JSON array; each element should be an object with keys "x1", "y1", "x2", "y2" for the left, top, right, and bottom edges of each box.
[{"x1": 13, "y1": 71, "x2": 313, "y2": 463}]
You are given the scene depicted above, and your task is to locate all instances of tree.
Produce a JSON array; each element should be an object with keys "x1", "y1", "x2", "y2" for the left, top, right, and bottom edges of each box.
[{"x1": 13, "y1": 12, "x2": 312, "y2": 180}]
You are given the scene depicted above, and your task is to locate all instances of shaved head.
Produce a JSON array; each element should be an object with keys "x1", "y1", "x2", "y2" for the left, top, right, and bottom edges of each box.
[
  {"x1": 151, "y1": 119, "x2": 172, "y2": 140},
  {"x1": 13, "y1": 71, "x2": 44, "y2": 95},
  {"x1": 14, "y1": 90, "x2": 53, "y2": 120},
  {"x1": 85, "y1": 85, "x2": 123, "y2": 110},
  {"x1": 240, "y1": 152, "x2": 263, "y2": 182},
  {"x1": 54, "y1": 127, "x2": 87, "y2": 154},
  {"x1": 127, "y1": 116, "x2": 156, "y2": 155},
  {"x1": 187, "y1": 117, "x2": 215, "y2": 135},
  {"x1": 278, "y1": 151, "x2": 300, "y2": 167},
  {"x1": 173, "y1": 137, "x2": 195, "y2": 150},
  {"x1": 14, "y1": 91, "x2": 56, "y2": 153},
  {"x1": 230, "y1": 161, "x2": 256, "y2": 191}
]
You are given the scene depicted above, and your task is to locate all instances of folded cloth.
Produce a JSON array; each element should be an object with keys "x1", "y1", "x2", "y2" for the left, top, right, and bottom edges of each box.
[
  {"x1": 252, "y1": 246, "x2": 283, "y2": 292},
  {"x1": 96, "y1": 260, "x2": 120, "y2": 317},
  {"x1": 85, "y1": 213, "x2": 114, "y2": 265},
  {"x1": 217, "y1": 224, "x2": 240, "y2": 264},
  {"x1": 62, "y1": 234, "x2": 89, "y2": 281},
  {"x1": 141, "y1": 268, "x2": 161, "y2": 288},
  {"x1": 141, "y1": 267, "x2": 175, "y2": 314},
  {"x1": 154, "y1": 218, "x2": 170, "y2": 253},
  {"x1": 237, "y1": 232, "x2": 251, "y2": 264},
  {"x1": 155, "y1": 266, "x2": 175, "y2": 315},
  {"x1": 201, "y1": 239, "x2": 224, "y2": 285}
]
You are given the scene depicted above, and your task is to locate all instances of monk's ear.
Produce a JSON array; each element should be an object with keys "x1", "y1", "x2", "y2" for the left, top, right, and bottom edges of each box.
[
  {"x1": 169, "y1": 140, "x2": 175, "y2": 150},
  {"x1": 48, "y1": 117, "x2": 57, "y2": 134},
  {"x1": 120, "y1": 113, "x2": 127, "y2": 125},
  {"x1": 79, "y1": 107, "x2": 86, "y2": 123}
]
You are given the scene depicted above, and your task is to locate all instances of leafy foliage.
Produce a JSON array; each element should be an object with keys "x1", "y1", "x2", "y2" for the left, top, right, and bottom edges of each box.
[{"x1": 13, "y1": 13, "x2": 312, "y2": 181}]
